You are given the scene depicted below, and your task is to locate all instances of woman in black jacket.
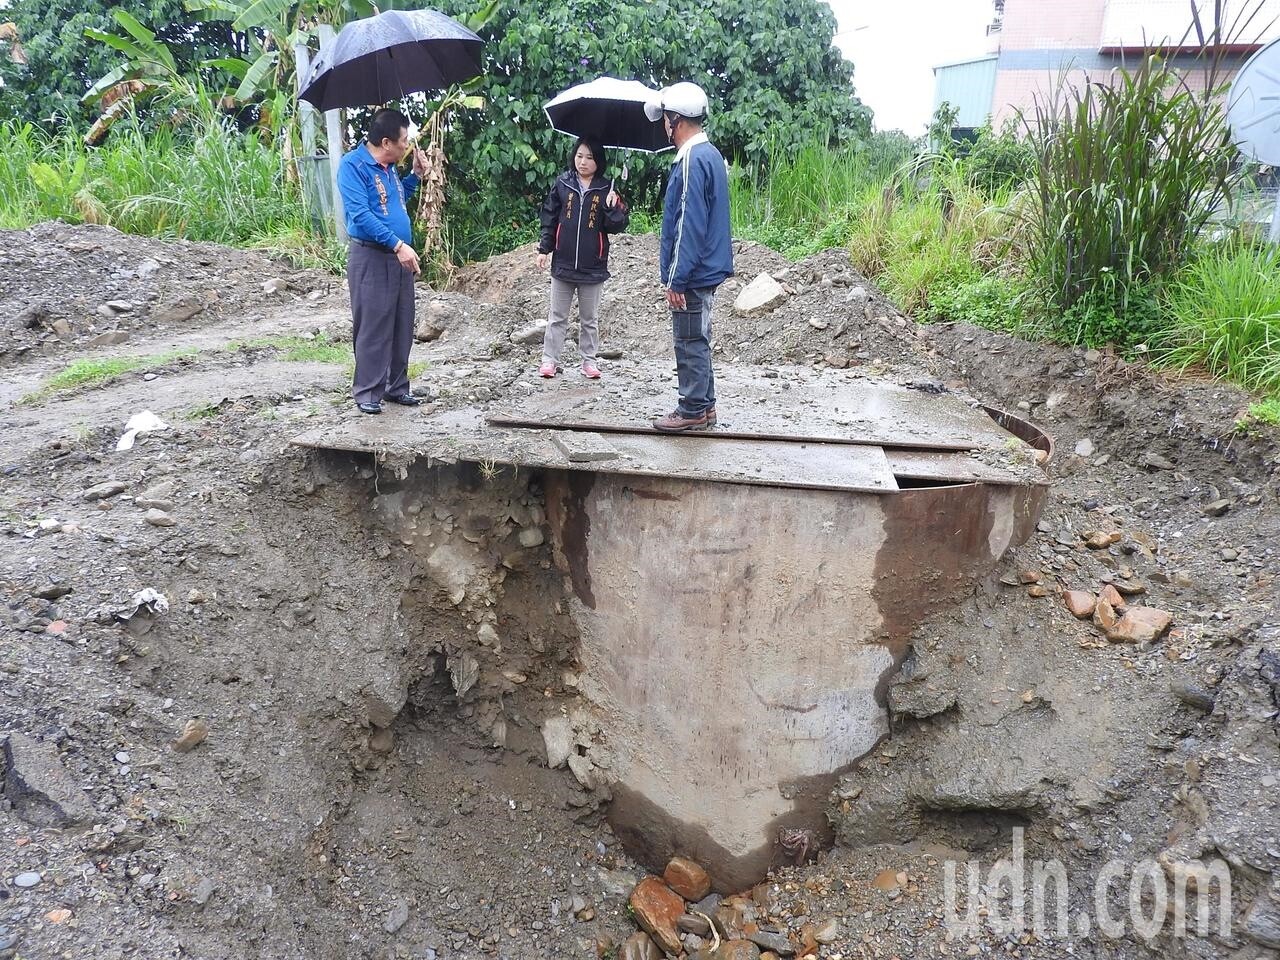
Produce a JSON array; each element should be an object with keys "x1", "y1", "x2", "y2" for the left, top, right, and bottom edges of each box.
[{"x1": 536, "y1": 138, "x2": 629, "y2": 378}]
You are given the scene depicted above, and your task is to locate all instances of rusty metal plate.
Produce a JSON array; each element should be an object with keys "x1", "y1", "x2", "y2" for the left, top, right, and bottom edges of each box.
[
  {"x1": 291, "y1": 413, "x2": 899, "y2": 494},
  {"x1": 486, "y1": 363, "x2": 1016, "y2": 453}
]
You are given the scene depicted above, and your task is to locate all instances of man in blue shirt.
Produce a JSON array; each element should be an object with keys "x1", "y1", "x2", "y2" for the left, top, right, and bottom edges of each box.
[
  {"x1": 337, "y1": 108, "x2": 427, "y2": 414},
  {"x1": 644, "y1": 82, "x2": 734, "y2": 432}
]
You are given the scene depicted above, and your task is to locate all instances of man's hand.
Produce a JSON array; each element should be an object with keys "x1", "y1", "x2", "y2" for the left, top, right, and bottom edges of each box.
[
  {"x1": 411, "y1": 146, "x2": 428, "y2": 177},
  {"x1": 666, "y1": 288, "x2": 686, "y2": 310},
  {"x1": 537, "y1": 252, "x2": 550, "y2": 271},
  {"x1": 396, "y1": 241, "x2": 421, "y2": 275}
]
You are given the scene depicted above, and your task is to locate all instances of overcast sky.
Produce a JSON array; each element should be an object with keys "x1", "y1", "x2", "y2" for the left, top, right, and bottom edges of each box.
[{"x1": 823, "y1": 0, "x2": 997, "y2": 135}]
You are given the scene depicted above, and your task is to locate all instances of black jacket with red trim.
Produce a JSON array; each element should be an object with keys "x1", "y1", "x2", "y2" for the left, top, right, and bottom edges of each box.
[{"x1": 537, "y1": 170, "x2": 629, "y2": 284}]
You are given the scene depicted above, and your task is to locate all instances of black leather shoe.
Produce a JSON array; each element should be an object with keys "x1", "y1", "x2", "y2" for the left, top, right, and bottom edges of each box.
[
  {"x1": 357, "y1": 402, "x2": 382, "y2": 415},
  {"x1": 385, "y1": 394, "x2": 422, "y2": 407}
]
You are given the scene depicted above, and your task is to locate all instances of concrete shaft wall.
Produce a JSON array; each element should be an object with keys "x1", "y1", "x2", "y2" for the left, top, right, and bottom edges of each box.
[{"x1": 546, "y1": 470, "x2": 1043, "y2": 891}]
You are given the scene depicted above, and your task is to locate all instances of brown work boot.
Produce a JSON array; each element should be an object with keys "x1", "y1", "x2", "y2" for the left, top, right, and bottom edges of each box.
[
  {"x1": 653, "y1": 409, "x2": 709, "y2": 432},
  {"x1": 705, "y1": 405, "x2": 717, "y2": 426}
]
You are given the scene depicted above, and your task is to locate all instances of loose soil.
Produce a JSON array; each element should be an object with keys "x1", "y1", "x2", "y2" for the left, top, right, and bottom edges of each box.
[{"x1": 0, "y1": 226, "x2": 1276, "y2": 960}]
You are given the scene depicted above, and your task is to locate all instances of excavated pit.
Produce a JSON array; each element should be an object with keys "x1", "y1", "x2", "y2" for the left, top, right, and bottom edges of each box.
[{"x1": 294, "y1": 360, "x2": 1053, "y2": 891}]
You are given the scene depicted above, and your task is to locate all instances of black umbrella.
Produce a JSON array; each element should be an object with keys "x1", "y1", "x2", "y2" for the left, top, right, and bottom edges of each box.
[
  {"x1": 298, "y1": 9, "x2": 483, "y2": 111},
  {"x1": 544, "y1": 77, "x2": 671, "y2": 153}
]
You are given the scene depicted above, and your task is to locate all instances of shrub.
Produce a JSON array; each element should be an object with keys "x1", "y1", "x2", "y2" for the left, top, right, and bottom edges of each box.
[
  {"x1": 959, "y1": 121, "x2": 1034, "y2": 197},
  {"x1": 923, "y1": 273, "x2": 1028, "y2": 329},
  {"x1": 847, "y1": 156, "x2": 1017, "y2": 316},
  {"x1": 1021, "y1": 51, "x2": 1243, "y2": 345}
]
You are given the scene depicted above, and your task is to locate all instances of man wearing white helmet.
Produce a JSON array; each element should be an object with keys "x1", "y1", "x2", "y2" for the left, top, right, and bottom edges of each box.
[{"x1": 643, "y1": 81, "x2": 734, "y2": 432}]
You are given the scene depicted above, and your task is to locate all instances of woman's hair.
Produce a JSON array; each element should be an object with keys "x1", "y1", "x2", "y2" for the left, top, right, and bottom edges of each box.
[{"x1": 570, "y1": 137, "x2": 607, "y2": 176}]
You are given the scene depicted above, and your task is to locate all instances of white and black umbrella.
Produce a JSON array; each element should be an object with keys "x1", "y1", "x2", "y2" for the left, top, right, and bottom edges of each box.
[
  {"x1": 544, "y1": 77, "x2": 671, "y2": 154},
  {"x1": 298, "y1": 8, "x2": 483, "y2": 111}
]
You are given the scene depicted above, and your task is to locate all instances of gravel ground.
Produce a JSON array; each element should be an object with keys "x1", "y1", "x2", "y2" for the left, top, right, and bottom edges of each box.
[{"x1": 0, "y1": 225, "x2": 1276, "y2": 960}]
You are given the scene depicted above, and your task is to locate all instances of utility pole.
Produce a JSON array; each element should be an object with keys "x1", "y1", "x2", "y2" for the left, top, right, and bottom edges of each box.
[{"x1": 317, "y1": 24, "x2": 347, "y2": 242}]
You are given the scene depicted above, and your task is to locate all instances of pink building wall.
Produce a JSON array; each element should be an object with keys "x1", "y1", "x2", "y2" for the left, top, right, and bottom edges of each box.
[{"x1": 988, "y1": 0, "x2": 1251, "y2": 127}]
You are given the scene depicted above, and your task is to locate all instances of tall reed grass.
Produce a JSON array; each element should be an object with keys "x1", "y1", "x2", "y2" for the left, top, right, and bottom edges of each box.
[{"x1": 1022, "y1": 52, "x2": 1242, "y2": 345}]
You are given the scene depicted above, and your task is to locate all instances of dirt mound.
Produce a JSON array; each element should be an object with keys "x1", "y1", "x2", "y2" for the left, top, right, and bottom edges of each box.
[
  {"x1": 0, "y1": 222, "x2": 339, "y2": 366},
  {"x1": 454, "y1": 233, "x2": 920, "y2": 374}
]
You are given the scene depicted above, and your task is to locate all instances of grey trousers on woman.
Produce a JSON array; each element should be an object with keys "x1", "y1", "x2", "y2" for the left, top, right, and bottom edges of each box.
[
  {"x1": 542, "y1": 277, "x2": 603, "y2": 365},
  {"x1": 348, "y1": 241, "x2": 415, "y2": 405}
]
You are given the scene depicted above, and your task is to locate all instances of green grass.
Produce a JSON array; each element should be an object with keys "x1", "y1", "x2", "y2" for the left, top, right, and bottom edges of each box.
[
  {"x1": 730, "y1": 135, "x2": 914, "y2": 260},
  {"x1": 846, "y1": 156, "x2": 1020, "y2": 319},
  {"x1": 1245, "y1": 396, "x2": 1280, "y2": 425},
  {"x1": 1156, "y1": 243, "x2": 1280, "y2": 392},
  {"x1": 279, "y1": 337, "x2": 350, "y2": 364},
  {"x1": 183, "y1": 401, "x2": 225, "y2": 420},
  {"x1": 20, "y1": 350, "x2": 194, "y2": 404},
  {"x1": 230, "y1": 335, "x2": 349, "y2": 364},
  {"x1": 0, "y1": 117, "x2": 337, "y2": 268}
]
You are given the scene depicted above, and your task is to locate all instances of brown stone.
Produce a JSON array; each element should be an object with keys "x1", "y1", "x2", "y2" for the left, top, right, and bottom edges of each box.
[
  {"x1": 713, "y1": 899, "x2": 751, "y2": 940},
  {"x1": 1106, "y1": 607, "x2": 1173, "y2": 644},
  {"x1": 872, "y1": 868, "x2": 900, "y2": 891},
  {"x1": 618, "y1": 931, "x2": 663, "y2": 960},
  {"x1": 1114, "y1": 580, "x2": 1146, "y2": 596},
  {"x1": 1063, "y1": 590, "x2": 1096, "y2": 619},
  {"x1": 629, "y1": 877, "x2": 684, "y2": 955},
  {"x1": 750, "y1": 882, "x2": 781, "y2": 915},
  {"x1": 1019, "y1": 570, "x2": 1042, "y2": 584},
  {"x1": 717, "y1": 942, "x2": 762, "y2": 960},
  {"x1": 797, "y1": 921, "x2": 820, "y2": 954},
  {"x1": 663, "y1": 856, "x2": 712, "y2": 901},
  {"x1": 1084, "y1": 531, "x2": 1116, "y2": 550},
  {"x1": 414, "y1": 321, "x2": 445, "y2": 343},
  {"x1": 813, "y1": 917, "x2": 841, "y2": 943},
  {"x1": 151, "y1": 298, "x2": 204, "y2": 325},
  {"x1": 1027, "y1": 585, "x2": 1049, "y2": 598},
  {"x1": 171, "y1": 718, "x2": 209, "y2": 753},
  {"x1": 1099, "y1": 584, "x2": 1125, "y2": 609},
  {"x1": 1092, "y1": 599, "x2": 1118, "y2": 631}
]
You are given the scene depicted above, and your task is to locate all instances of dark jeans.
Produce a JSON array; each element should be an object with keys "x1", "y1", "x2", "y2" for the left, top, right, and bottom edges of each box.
[
  {"x1": 348, "y1": 241, "x2": 415, "y2": 405},
  {"x1": 672, "y1": 285, "x2": 717, "y2": 417}
]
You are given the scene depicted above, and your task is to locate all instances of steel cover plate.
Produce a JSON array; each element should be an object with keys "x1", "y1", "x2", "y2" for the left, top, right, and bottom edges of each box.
[
  {"x1": 292, "y1": 414, "x2": 899, "y2": 494},
  {"x1": 486, "y1": 364, "x2": 1015, "y2": 452}
]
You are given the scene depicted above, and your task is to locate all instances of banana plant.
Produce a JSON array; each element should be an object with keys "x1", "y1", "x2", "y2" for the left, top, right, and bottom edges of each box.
[{"x1": 81, "y1": 9, "x2": 216, "y2": 144}]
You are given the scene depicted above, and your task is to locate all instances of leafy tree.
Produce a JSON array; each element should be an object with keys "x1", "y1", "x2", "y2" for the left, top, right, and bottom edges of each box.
[
  {"x1": 430, "y1": 0, "x2": 871, "y2": 247},
  {"x1": 0, "y1": 0, "x2": 241, "y2": 125}
]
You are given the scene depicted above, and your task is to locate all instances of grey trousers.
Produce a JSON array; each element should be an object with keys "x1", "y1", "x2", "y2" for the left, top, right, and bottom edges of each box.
[
  {"x1": 348, "y1": 241, "x2": 415, "y2": 405},
  {"x1": 672, "y1": 286, "x2": 717, "y2": 417},
  {"x1": 542, "y1": 277, "x2": 603, "y2": 364}
]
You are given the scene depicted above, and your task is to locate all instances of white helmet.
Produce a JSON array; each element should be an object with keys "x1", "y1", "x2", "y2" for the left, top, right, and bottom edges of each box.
[{"x1": 644, "y1": 81, "x2": 709, "y2": 123}]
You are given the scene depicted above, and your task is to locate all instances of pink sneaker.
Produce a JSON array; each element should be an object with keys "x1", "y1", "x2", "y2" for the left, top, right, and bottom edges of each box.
[
  {"x1": 539, "y1": 361, "x2": 557, "y2": 378},
  {"x1": 581, "y1": 361, "x2": 601, "y2": 379}
]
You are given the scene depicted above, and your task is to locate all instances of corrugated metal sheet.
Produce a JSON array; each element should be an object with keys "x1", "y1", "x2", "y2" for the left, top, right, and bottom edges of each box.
[
  {"x1": 1100, "y1": 0, "x2": 1280, "y2": 48},
  {"x1": 933, "y1": 56, "x2": 998, "y2": 129}
]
